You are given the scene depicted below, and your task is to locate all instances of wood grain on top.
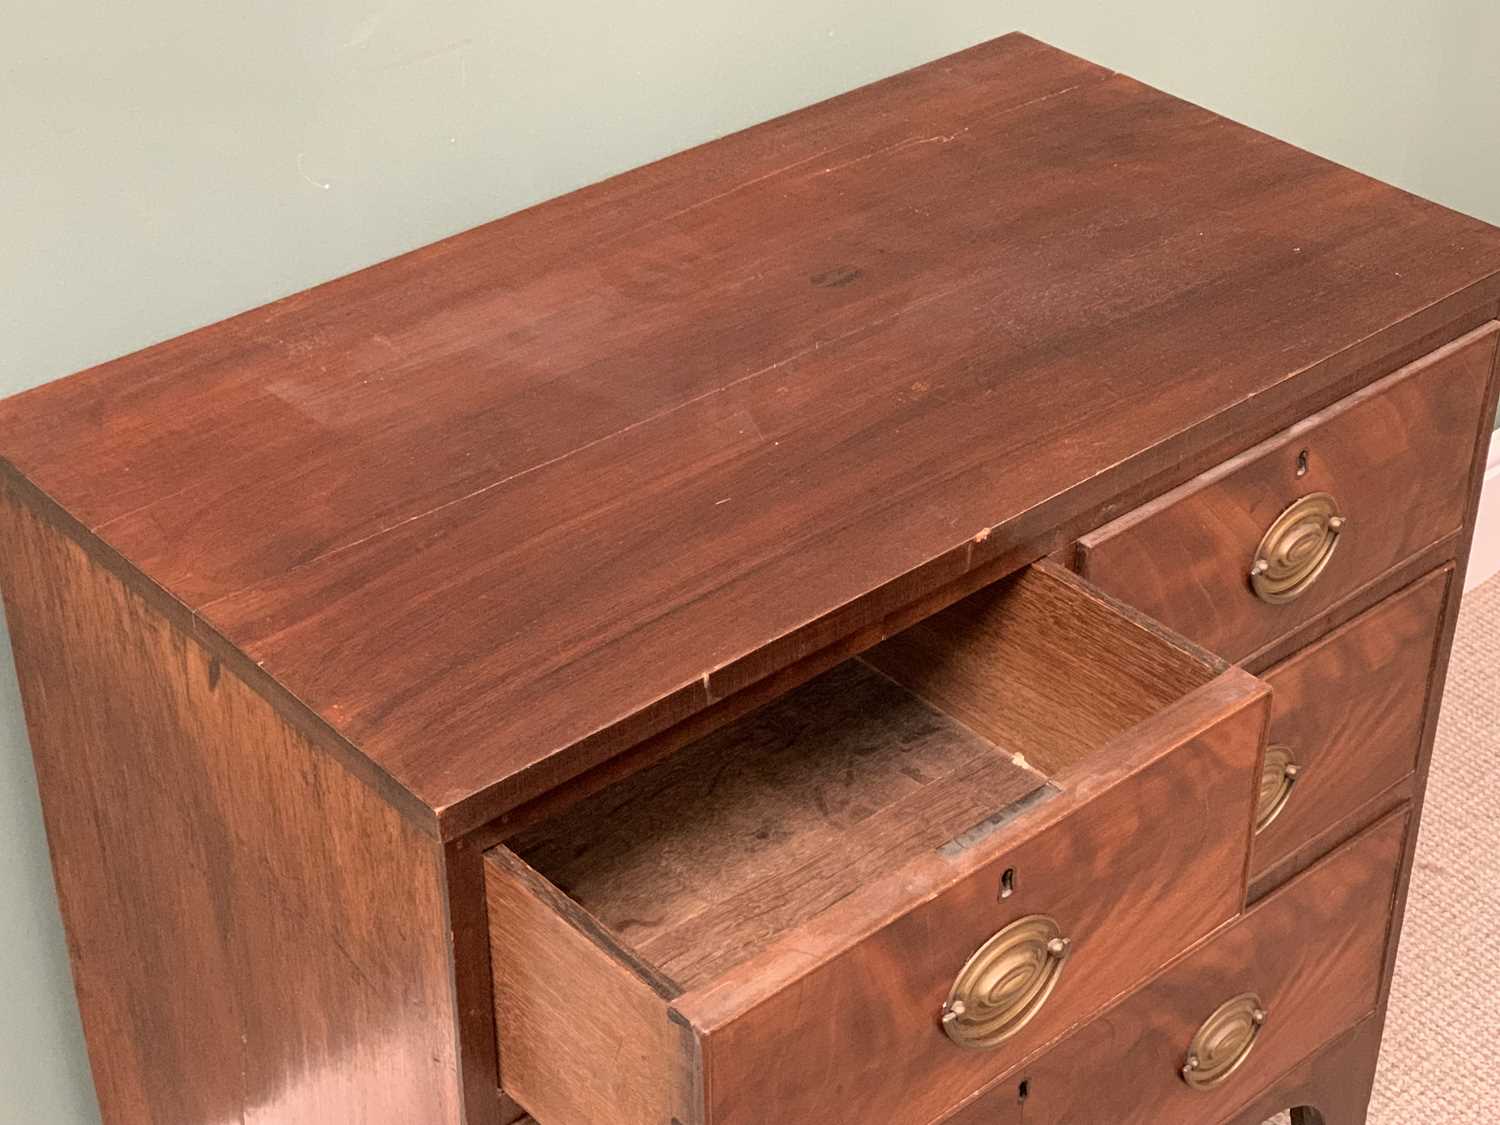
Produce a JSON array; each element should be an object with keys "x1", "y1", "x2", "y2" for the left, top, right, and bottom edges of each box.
[{"x1": 5, "y1": 34, "x2": 1500, "y2": 835}]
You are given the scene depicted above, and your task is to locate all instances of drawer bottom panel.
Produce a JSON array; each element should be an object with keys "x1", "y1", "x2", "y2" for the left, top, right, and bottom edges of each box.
[{"x1": 939, "y1": 808, "x2": 1408, "y2": 1125}]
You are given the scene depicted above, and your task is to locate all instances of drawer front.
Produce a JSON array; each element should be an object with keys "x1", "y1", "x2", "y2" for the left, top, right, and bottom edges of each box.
[
  {"x1": 675, "y1": 680, "x2": 1267, "y2": 1125},
  {"x1": 940, "y1": 808, "x2": 1408, "y2": 1125},
  {"x1": 1253, "y1": 567, "x2": 1449, "y2": 878},
  {"x1": 1077, "y1": 323, "x2": 1497, "y2": 663}
]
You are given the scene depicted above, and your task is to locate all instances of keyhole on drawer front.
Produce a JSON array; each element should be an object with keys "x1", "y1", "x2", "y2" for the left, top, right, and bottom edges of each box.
[
  {"x1": 1296, "y1": 448, "x2": 1309, "y2": 477},
  {"x1": 1000, "y1": 868, "x2": 1017, "y2": 899},
  {"x1": 1018, "y1": 1079, "x2": 1031, "y2": 1102}
]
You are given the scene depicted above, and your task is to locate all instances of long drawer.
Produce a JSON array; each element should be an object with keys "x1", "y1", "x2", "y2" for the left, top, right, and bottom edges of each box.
[
  {"x1": 484, "y1": 562, "x2": 1268, "y2": 1125},
  {"x1": 1076, "y1": 323, "x2": 1497, "y2": 664},
  {"x1": 938, "y1": 808, "x2": 1408, "y2": 1124}
]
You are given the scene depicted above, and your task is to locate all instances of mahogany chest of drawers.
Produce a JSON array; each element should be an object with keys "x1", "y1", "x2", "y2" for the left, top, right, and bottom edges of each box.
[{"x1": 3, "y1": 33, "x2": 1497, "y2": 1125}]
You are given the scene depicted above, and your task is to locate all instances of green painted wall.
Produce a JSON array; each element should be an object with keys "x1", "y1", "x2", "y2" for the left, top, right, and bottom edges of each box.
[{"x1": 3, "y1": 5, "x2": 1498, "y2": 1120}]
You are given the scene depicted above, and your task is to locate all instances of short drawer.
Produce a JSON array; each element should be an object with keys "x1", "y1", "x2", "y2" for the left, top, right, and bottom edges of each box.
[
  {"x1": 1252, "y1": 566, "x2": 1449, "y2": 879},
  {"x1": 939, "y1": 807, "x2": 1408, "y2": 1125},
  {"x1": 484, "y1": 562, "x2": 1268, "y2": 1125},
  {"x1": 1077, "y1": 322, "x2": 1497, "y2": 663}
]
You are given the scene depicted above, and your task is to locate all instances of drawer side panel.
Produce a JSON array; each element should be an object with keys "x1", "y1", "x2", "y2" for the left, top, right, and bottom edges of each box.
[{"x1": 485, "y1": 848, "x2": 694, "y2": 1125}]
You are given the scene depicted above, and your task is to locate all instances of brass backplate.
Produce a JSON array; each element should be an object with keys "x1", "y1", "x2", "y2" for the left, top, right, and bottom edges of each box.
[
  {"x1": 940, "y1": 914, "x2": 1070, "y2": 1050},
  {"x1": 1250, "y1": 492, "x2": 1344, "y2": 604},
  {"x1": 1181, "y1": 992, "x2": 1267, "y2": 1090},
  {"x1": 1255, "y1": 744, "x2": 1300, "y2": 833}
]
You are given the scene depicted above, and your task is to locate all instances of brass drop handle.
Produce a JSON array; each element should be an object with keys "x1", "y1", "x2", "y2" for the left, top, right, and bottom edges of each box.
[
  {"x1": 1181, "y1": 994, "x2": 1267, "y2": 1090},
  {"x1": 1250, "y1": 492, "x2": 1345, "y2": 604},
  {"x1": 1254, "y1": 745, "x2": 1301, "y2": 833},
  {"x1": 940, "y1": 915, "x2": 1071, "y2": 1049}
]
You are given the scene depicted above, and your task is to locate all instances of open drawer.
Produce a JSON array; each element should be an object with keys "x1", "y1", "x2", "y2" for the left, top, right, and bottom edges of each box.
[{"x1": 484, "y1": 562, "x2": 1269, "y2": 1125}]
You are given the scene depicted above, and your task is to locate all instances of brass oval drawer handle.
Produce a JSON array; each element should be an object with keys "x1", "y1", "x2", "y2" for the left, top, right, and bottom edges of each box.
[
  {"x1": 1249, "y1": 492, "x2": 1345, "y2": 604},
  {"x1": 1181, "y1": 993, "x2": 1267, "y2": 1090},
  {"x1": 940, "y1": 915, "x2": 1071, "y2": 1049},
  {"x1": 1255, "y1": 745, "x2": 1301, "y2": 833}
]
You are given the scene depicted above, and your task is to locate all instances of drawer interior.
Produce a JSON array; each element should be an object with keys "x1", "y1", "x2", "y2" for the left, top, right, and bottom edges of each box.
[
  {"x1": 509, "y1": 657, "x2": 1048, "y2": 990},
  {"x1": 504, "y1": 561, "x2": 1228, "y2": 992}
]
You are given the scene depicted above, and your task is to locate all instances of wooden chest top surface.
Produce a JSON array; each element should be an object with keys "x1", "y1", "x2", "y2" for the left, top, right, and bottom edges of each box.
[{"x1": 5, "y1": 33, "x2": 1499, "y2": 835}]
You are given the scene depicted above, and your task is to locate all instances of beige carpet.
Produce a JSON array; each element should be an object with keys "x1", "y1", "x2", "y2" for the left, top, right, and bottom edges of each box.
[{"x1": 1266, "y1": 573, "x2": 1500, "y2": 1122}]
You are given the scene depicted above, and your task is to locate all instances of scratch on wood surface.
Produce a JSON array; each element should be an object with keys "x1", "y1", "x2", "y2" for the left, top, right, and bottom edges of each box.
[
  {"x1": 634, "y1": 145, "x2": 849, "y2": 236},
  {"x1": 811, "y1": 130, "x2": 968, "y2": 178},
  {"x1": 938, "y1": 784, "x2": 1057, "y2": 855},
  {"x1": 964, "y1": 525, "x2": 992, "y2": 570}
]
